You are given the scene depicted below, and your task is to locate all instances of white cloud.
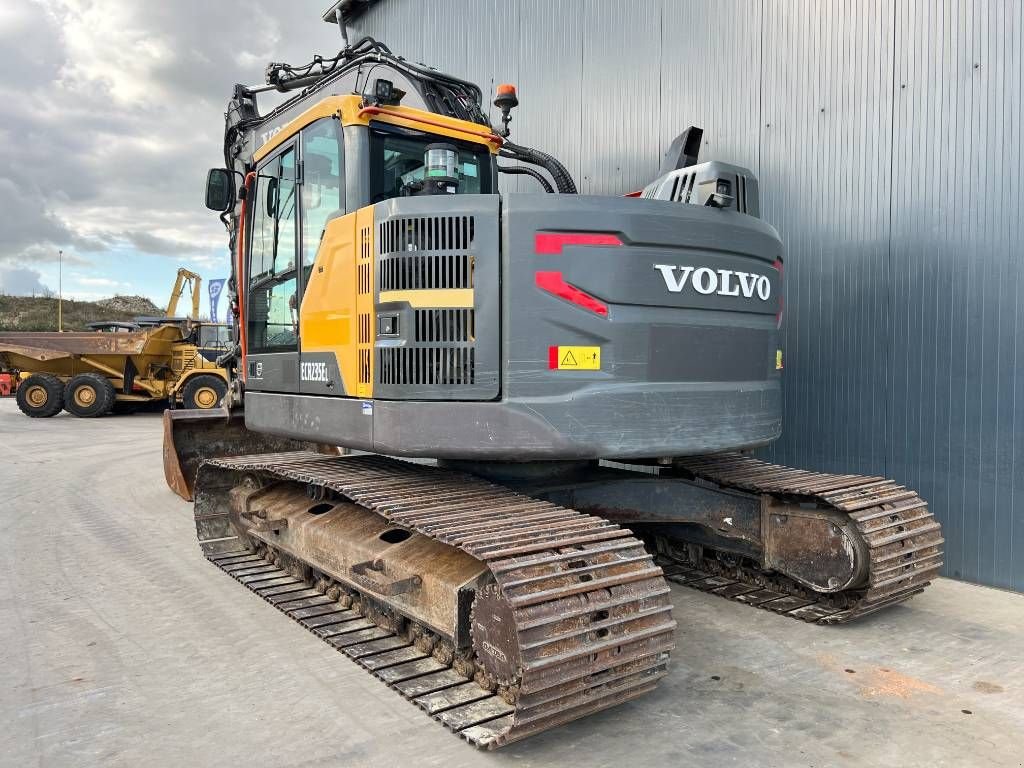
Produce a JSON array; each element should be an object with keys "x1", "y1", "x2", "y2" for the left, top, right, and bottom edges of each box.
[
  {"x1": 0, "y1": 0, "x2": 341, "y2": 277},
  {"x1": 75, "y1": 276, "x2": 126, "y2": 287},
  {"x1": 0, "y1": 266, "x2": 52, "y2": 296}
]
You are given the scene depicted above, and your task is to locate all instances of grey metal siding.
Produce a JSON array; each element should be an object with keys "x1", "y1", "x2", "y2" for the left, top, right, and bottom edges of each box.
[
  {"x1": 354, "y1": 0, "x2": 1024, "y2": 592},
  {"x1": 886, "y1": 0, "x2": 1024, "y2": 589}
]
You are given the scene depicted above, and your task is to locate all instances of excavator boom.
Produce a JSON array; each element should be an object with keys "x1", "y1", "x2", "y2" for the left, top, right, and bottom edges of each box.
[{"x1": 166, "y1": 268, "x2": 202, "y2": 319}]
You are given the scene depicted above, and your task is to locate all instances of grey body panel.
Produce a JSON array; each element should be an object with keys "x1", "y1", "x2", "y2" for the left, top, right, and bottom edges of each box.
[
  {"x1": 298, "y1": 350, "x2": 346, "y2": 395},
  {"x1": 500, "y1": 193, "x2": 781, "y2": 419},
  {"x1": 246, "y1": 352, "x2": 298, "y2": 393},
  {"x1": 247, "y1": 192, "x2": 783, "y2": 460},
  {"x1": 246, "y1": 384, "x2": 779, "y2": 459}
]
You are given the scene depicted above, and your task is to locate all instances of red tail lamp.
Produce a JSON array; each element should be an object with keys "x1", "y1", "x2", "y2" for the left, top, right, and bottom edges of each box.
[
  {"x1": 534, "y1": 232, "x2": 623, "y2": 255},
  {"x1": 535, "y1": 271, "x2": 608, "y2": 317}
]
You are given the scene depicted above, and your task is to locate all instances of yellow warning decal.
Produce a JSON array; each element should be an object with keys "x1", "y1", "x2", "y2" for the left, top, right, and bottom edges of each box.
[
  {"x1": 549, "y1": 345, "x2": 601, "y2": 370},
  {"x1": 776, "y1": 349, "x2": 784, "y2": 370}
]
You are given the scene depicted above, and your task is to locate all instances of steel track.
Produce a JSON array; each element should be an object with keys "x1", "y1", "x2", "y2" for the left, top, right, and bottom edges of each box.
[
  {"x1": 195, "y1": 452, "x2": 675, "y2": 749},
  {"x1": 664, "y1": 453, "x2": 945, "y2": 623}
]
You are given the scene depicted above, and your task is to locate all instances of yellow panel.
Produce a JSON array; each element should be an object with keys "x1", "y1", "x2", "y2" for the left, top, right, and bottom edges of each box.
[
  {"x1": 378, "y1": 289, "x2": 474, "y2": 308},
  {"x1": 355, "y1": 206, "x2": 375, "y2": 398},
  {"x1": 254, "y1": 97, "x2": 348, "y2": 162},
  {"x1": 300, "y1": 212, "x2": 358, "y2": 394}
]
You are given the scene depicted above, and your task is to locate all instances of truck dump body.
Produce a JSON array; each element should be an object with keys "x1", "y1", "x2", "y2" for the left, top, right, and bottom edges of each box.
[{"x1": 0, "y1": 330, "x2": 155, "y2": 363}]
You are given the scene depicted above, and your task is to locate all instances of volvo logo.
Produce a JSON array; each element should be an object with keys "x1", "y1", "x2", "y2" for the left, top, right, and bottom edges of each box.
[
  {"x1": 653, "y1": 264, "x2": 772, "y2": 301},
  {"x1": 259, "y1": 126, "x2": 283, "y2": 146}
]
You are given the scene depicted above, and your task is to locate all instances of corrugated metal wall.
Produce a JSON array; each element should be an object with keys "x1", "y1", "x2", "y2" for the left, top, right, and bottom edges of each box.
[{"x1": 353, "y1": 0, "x2": 1024, "y2": 592}]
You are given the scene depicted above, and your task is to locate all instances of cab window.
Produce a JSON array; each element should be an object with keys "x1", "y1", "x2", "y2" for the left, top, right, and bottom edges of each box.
[
  {"x1": 300, "y1": 119, "x2": 343, "y2": 281},
  {"x1": 199, "y1": 324, "x2": 231, "y2": 349},
  {"x1": 369, "y1": 125, "x2": 491, "y2": 203},
  {"x1": 248, "y1": 145, "x2": 299, "y2": 352}
]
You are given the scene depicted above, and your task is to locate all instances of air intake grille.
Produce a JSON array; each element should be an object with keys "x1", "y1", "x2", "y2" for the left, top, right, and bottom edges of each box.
[
  {"x1": 380, "y1": 215, "x2": 475, "y2": 253},
  {"x1": 357, "y1": 223, "x2": 373, "y2": 394},
  {"x1": 670, "y1": 172, "x2": 695, "y2": 203},
  {"x1": 379, "y1": 253, "x2": 472, "y2": 290},
  {"x1": 379, "y1": 215, "x2": 476, "y2": 291},
  {"x1": 378, "y1": 347, "x2": 475, "y2": 386},
  {"x1": 373, "y1": 200, "x2": 497, "y2": 401},
  {"x1": 414, "y1": 309, "x2": 474, "y2": 343}
]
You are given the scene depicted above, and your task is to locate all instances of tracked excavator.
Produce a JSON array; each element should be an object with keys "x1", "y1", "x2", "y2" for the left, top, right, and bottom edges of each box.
[{"x1": 164, "y1": 6, "x2": 944, "y2": 748}]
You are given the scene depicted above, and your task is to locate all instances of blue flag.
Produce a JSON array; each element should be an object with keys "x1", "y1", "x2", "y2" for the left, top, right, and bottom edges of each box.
[{"x1": 208, "y1": 278, "x2": 226, "y2": 322}]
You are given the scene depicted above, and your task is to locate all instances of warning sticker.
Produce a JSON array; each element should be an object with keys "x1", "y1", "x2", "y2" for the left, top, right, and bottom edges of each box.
[
  {"x1": 775, "y1": 349, "x2": 784, "y2": 370},
  {"x1": 548, "y1": 345, "x2": 601, "y2": 370}
]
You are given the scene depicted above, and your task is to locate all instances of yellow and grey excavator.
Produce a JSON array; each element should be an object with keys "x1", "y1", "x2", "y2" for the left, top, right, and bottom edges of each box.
[{"x1": 163, "y1": 6, "x2": 944, "y2": 749}]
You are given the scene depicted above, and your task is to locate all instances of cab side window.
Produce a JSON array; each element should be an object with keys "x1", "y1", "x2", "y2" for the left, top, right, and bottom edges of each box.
[
  {"x1": 300, "y1": 119, "x2": 343, "y2": 284},
  {"x1": 248, "y1": 146, "x2": 299, "y2": 352}
]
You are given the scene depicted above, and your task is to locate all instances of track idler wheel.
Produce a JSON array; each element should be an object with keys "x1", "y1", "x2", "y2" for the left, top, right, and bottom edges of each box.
[{"x1": 471, "y1": 582, "x2": 523, "y2": 688}]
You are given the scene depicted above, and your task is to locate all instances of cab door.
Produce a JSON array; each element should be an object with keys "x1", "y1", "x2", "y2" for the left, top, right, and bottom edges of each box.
[
  {"x1": 296, "y1": 118, "x2": 348, "y2": 396},
  {"x1": 246, "y1": 144, "x2": 301, "y2": 392}
]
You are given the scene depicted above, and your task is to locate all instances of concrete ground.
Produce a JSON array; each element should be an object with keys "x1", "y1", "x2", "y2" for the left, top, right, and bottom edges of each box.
[{"x1": 2, "y1": 397, "x2": 1023, "y2": 768}]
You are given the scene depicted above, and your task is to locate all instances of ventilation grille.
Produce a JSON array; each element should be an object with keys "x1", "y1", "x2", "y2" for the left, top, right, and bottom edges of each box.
[
  {"x1": 377, "y1": 347, "x2": 475, "y2": 386},
  {"x1": 735, "y1": 174, "x2": 748, "y2": 214},
  {"x1": 375, "y1": 213, "x2": 486, "y2": 395},
  {"x1": 380, "y1": 216, "x2": 475, "y2": 253},
  {"x1": 639, "y1": 162, "x2": 759, "y2": 217},
  {"x1": 671, "y1": 173, "x2": 696, "y2": 203},
  {"x1": 357, "y1": 224, "x2": 373, "y2": 392},
  {"x1": 379, "y1": 253, "x2": 472, "y2": 290},
  {"x1": 415, "y1": 309, "x2": 474, "y2": 343}
]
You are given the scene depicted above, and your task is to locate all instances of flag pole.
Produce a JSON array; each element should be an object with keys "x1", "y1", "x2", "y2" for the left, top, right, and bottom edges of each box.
[{"x1": 58, "y1": 249, "x2": 63, "y2": 332}]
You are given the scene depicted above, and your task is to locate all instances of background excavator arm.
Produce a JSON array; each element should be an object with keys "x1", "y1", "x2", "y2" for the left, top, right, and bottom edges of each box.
[{"x1": 166, "y1": 268, "x2": 202, "y2": 319}]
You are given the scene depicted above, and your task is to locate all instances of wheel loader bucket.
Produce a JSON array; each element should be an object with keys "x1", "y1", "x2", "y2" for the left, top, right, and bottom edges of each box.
[{"x1": 163, "y1": 408, "x2": 320, "y2": 501}]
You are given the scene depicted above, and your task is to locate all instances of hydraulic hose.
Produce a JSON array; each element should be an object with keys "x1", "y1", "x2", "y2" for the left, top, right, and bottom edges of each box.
[
  {"x1": 499, "y1": 141, "x2": 578, "y2": 194},
  {"x1": 498, "y1": 164, "x2": 554, "y2": 193}
]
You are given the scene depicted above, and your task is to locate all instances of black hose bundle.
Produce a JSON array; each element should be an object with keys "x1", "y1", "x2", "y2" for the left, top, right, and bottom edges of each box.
[
  {"x1": 497, "y1": 165, "x2": 554, "y2": 193},
  {"x1": 499, "y1": 141, "x2": 578, "y2": 194},
  {"x1": 263, "y1": 36, "x2": 488, "y2": 126}
]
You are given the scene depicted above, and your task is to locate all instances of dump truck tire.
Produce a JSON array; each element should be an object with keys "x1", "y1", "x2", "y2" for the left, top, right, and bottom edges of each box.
[
  {"x1": 16, "y1": 374, "x2": 64, "y2": 418},
  {"x1": 181, "y1": 374, "x2": 227, "y2": 410},
  {"x1": 64, "y1": 373, "x2": 116, "y2": 418}
]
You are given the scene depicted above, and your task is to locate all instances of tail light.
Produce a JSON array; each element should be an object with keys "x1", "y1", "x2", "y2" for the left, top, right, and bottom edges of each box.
[
  {"x1": 535, "y1": 271, "x2": 608, "y2": 317},
  {"x1": 534, "y1": 232, "x2": 622, "y2": 255}
]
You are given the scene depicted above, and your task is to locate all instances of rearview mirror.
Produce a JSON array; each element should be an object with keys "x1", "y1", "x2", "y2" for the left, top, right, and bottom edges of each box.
[{"x1": 205, "y1": 168, "x2": 234, "y2": 212}]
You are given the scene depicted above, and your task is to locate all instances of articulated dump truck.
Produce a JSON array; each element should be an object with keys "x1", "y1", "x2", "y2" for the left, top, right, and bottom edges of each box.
[
  {"x1": 163, "y1": 7, "x2": 944, "y2": 748},
  {"x1": 1, "y1": 269, "x2": 233, "y2": 419},
  {"x1": 1, "y1": 323, "x2": 230, "y2": 418}
]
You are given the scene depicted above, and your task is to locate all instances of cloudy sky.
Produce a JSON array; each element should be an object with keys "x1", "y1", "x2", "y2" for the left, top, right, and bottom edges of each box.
[{"x1": 0, "y1": 0, "x2": 343, "y2": 307}]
